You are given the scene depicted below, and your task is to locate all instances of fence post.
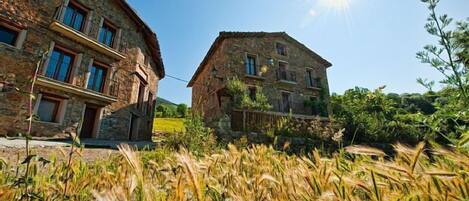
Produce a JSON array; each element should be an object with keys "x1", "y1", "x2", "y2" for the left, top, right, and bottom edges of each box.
[{"x1": 243, "y1": 109, "x2": 246, "y2": 132}]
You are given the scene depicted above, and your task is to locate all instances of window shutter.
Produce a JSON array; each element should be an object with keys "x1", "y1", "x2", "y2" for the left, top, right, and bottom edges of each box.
[
  {"x1": 114, "y1": 29, "x2": 122, "y2": 51},
  {"x1": 305, "y1": 73, "x2": 309, "y2": 87},
  {"x1": 84, "y1": 58, "x2": 94, "y2": 87},
  {"x1": 71, "y1": 53, "x2": 83, "y2": 85},
  {"x1": 104, "y1": 67, "x2": 114, "y2": 95},
  {"x1": 41, "y1": 41, "x2": 56, "y2": 75},
  {"x1": 15, "y1": 30, "x2": 27, "y2": 49},
  {"x1": 97, "y1": 17, "x2": 104, "y2": 39},
  {"x1": 58, "y1": 0, "x2": 70, "y2": 21},
  {"x1": 83, "y1": 11, "x2": 93, "y2": 35}
]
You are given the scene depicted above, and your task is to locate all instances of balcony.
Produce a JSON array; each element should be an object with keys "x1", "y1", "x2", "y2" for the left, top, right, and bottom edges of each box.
[
  {"x1": 306, "y1": 77, "x2": 322, "y2": 90},
  {"x1": 49, "y1": 21, "x2": 125, "y2": 60},
  {"x1": 276, "y1": 70, "x2": 297, "y2": 84},
  {"x1": 36, "y1": 75, "x2": 118, "y2": 104}
]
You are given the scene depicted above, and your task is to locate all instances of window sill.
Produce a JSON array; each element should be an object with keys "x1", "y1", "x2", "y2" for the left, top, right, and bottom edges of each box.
[
  {"x1": 49, "y1": 21, "x2": 125, "y2": 60},
  {"x1": 278, "y1": 80, "x2": 297, "y2": 85},
  {"x1": 245, "y1": 74, "x2": 266, "y2": 80},
  {"x1": 36, "y1": 75, "x2": 117, "y2": 103},
  {"x1": 306, "y1": 86, "x2": 321, "y2": 90},
  {"x1": 33, "y1": 120, "x2": 62, "y2": 126},
  {"x1": 0, "y1": 42, "x2": 20, "y2": 50}
]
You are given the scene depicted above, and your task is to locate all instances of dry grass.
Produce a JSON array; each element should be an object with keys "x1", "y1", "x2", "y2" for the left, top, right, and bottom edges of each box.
[{"x1": 0, "y1": 142, "x2": 468, "y2": 200}]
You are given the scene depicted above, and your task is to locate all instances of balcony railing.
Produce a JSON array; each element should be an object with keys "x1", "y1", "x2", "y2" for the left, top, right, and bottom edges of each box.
[
  {"x1": 306, "y1": 77, "x2": 322, "y2": 89},
  {"x1": 276, "y1": 69, "x2": 297, "y2": 83}
]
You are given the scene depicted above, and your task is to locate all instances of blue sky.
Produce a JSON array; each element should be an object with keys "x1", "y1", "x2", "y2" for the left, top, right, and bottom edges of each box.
[{"x1": 127, "y1": 0, "x2": 468, "y2": 105}]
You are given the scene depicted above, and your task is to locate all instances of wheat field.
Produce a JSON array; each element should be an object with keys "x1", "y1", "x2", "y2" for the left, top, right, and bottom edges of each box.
[{"x1": 0, "y1": 142, "x2": 468, "y2": 200}]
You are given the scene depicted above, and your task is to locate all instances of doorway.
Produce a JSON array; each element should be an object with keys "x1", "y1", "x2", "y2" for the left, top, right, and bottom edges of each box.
[
  {"x1": 128, "y1": 114, "x2": 139, "y2": 141},
  {"x1": 80, "y1": 105, "x2": 98, "y2": 139}
]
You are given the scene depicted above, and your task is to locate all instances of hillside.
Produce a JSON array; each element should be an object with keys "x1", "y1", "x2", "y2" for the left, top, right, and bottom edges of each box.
[{"x1": 156, "y1": 97, "x2": 177, "y2": 107}]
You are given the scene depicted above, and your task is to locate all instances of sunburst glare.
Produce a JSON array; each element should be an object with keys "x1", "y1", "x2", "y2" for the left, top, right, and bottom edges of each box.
[{"x1": 319, "y1": 0, "x2": 351, "y2": 11}]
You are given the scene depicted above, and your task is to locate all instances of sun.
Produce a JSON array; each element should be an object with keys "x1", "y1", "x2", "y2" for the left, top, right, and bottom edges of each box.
[{"x1": 319, "y1": 0, "x2": 351, "y2": 11}]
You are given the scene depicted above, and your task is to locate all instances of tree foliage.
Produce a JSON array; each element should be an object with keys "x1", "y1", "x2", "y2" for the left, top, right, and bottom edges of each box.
[
  {"x1": 226, "y1": 77, "x2": 272, "y2": 111},
  {"x1": 416, "y1": 0, "x2": 468, "y2": 100},
  {"x1": 176, "y1": 104, "x2": 188, "y2": 118}
]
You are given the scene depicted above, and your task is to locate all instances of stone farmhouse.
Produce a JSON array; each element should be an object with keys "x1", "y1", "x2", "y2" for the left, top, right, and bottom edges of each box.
[
  {"x1": 0, "y1": 0, "x2": 164, "y2": 141},
  {"x1": 188, "y1": 32, "x2": 332, "y2": 125}
]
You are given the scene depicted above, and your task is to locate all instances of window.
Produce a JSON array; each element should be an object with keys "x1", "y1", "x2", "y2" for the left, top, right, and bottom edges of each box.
[
  {"x1": 278, "y1": 62, "x2": 291, "y2": 81},
  {"x1": 306, "y1": 69, "x2": 315, "y2": 88},
  {"x1": 98, "y1": 22, "x2": 116, "y2": 47},
  {"x1": 137, "y1": 81, "x2": 146, "y2": 110},
  {"x1": 63, "y1": 2, "x2": 87, "y2": 31},
  {"x1": 87, "y1": 64, "x2": 107, "y2": 93},
  {"x1": 281, "y1": 92, "x2": 291, "y2": 113},
  {"x1": 276, "y1": 43, "x2": 287, "y2": 56},
  {"x1": 0, "y1": 25, "x2": 18, "y2": 46},
  {"x1": 37, "y1": 97, "x2": 60, "y2": 123},
  {"x1": 245, "y1": 55, "x2": 257, "y2": 76},
  {"x1": 45, "y1": 47, "x2": 75, "y2": 82},
  {"x1": 248, "y1": 87, "x2": 257, "y2": 101}
]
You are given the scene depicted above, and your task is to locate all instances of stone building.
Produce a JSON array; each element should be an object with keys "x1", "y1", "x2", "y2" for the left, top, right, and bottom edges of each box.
[
  {"x1": 0, "y1": 0, "x2": 164, "y2": 141},
  {"x1": 188, "y1": 32, "x2": 332, "y2": 124}
]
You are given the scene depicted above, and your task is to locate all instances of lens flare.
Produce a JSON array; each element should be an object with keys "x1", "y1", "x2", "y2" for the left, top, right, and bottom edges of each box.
[{"x1": 319, "y1": 0, "x2": 351, "y2": 11}]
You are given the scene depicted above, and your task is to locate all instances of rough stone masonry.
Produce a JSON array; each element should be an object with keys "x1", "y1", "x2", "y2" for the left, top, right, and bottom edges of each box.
[{"x1": 0, "y1": 0, "x2": 164, "y2": 141}]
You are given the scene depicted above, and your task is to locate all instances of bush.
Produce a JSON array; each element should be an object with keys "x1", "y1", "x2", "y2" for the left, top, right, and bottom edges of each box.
[
  {"x1": 155, "y1": 105, "x2": 177, "y2": 118},
  {"x1": 331, "y1": 87, "x2": 424, "y2": 144},
  {"x1": 165, "y1": 116, "x2": 218, "y2": 156},
  {"x1": 226, "y1": 77, "x2": 272, "y2": 111},
  {"x1": 176, "y1": 104, "x2": 188, "y2": 118}
]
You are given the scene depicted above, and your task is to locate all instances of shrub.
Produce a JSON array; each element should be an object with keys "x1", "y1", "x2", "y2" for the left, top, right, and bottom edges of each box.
[
  {"x1": 176, "y1": 104, "x2": 188, "y2": 118},
  {"x1": 165, "y1": 116, "x2": 218, "y2": 156},
  {"x1": 226, "y1": 77, "x2": 272, "y2": 111},
  {"x1": 155, "y1": 105, "x2": 177, "y2": 118}
]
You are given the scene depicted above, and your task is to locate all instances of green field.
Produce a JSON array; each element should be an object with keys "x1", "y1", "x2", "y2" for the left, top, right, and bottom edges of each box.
[{"x1": 153, "y1": 118, "x2": 185, "y2": 133}]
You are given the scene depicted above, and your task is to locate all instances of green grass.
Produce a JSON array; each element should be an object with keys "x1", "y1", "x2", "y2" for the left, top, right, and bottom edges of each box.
[{"x1": 153, "y1": 118, "x2": 185, "y2": 134}]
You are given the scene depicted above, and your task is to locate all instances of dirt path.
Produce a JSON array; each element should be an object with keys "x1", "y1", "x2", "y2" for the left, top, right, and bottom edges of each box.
[{"x1": 0, "y1": 147, "x2": 119, "y2": 164}]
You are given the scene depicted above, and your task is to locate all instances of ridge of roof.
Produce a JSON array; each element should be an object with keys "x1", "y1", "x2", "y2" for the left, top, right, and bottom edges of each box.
[
  {"x1": 116, "y1": 0, "x2": 165, "y2": 78},
  {"x1": 187, "y1": 31, "x2": 332, "y2": 87}
]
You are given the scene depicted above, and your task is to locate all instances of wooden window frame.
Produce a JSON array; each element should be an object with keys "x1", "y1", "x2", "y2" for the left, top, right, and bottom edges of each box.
[
  {"x1": 98, "y1": 19, "x2": 117, "y2": 48},
  {"x1": 276, "y1": 42, "x2": 288, "y2": 56},
  {"x1": 63, "y1": 0, "x2": 89, "y2": 32},
  {"x1": 45, "y1": 45, "x2": 77, "y2": 83},
  {"x1": 245, "y1": 53, "x2": 258, "y2": 76},
  {"x1": 35, "y1": 93, "x2": 68, "y2": 124},
  {"x1": 0, "y1": 18, "x2": 26, "y2": 49},
  {"x1": 305, "y1": 68, "x2": 314, "y2": 87},
  {"x1": 0, "y1": 24, "x2": 19, "y2": 47},
  {"x1": 87, "y1": 62, "x2": 109, "y2": 93}
]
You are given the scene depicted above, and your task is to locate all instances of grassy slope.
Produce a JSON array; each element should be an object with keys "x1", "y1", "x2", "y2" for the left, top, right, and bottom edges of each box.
[
  {"x1": 156, "y1": 97, "x2": 177, "y2": 107},
  {"x1": 153, "y1": 118, "x2": 185, "y2": 133}
]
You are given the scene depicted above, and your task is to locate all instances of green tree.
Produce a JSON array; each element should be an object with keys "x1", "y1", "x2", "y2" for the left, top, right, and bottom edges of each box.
[
  {"x1": 417, "y1": 0, "x2": 468, "y2": 100},
  {"x1": 176, "y1": 104, "x2": 188, "y2": 118},
  {"x1": 156, "y1": 105, "x2": 177, "y2": 118}
]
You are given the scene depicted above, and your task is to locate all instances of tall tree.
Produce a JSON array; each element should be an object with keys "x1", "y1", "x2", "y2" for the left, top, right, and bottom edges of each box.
[{"x1": 417, "y1": 0, "x2": 468, "y2": 100}]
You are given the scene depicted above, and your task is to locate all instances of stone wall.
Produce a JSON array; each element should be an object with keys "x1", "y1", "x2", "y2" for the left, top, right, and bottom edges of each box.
[
  {"x1": 0, "y1": 0, "x2": 162, "y2": 140},
  {"x1": 192, "y1": 34, "x2": 331, "y2": 124}
]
